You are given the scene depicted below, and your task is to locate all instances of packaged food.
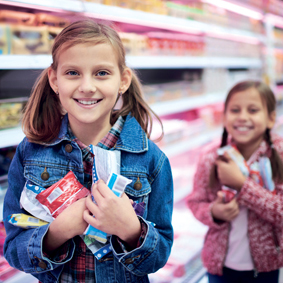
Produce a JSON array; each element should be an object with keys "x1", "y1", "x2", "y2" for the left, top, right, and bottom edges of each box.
[
  {"x1": 10, "y1": 25, "x2": 49, "y2": 54},
  {"x1": 36, "y1": 171, "x2": 90, "y2": 218},
  {"x1": 84, "y1": 172, "x2": 132, "y2": 243},
  {"x1": 7, "y1": 213, "x2": 48, "y2": 229},
  {"x1": 0, "y1": 24, "x2": 11, "y2": 55},
  {"x1": 221, "y1": 186, "x2": 238, "y2": 203},
  {"x1": 0, "y1": 10, "x2": 36, "y2": 25}
]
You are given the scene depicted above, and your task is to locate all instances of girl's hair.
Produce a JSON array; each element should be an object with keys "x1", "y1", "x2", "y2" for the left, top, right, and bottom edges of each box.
[
  {"x1": 22, "y1": 19, "x2": 163, "y2": 143},
  {"x1": 210, "y1": 80, "x2": 283, "y2": 187}
]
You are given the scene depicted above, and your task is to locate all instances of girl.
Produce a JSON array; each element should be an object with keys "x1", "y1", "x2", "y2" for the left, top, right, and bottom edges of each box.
[
  {"x1": 3, "y1": 20, "x2": 174, "y2": 283},
  {"x1": 187, "y1": 81, "x2": 283, "y2": 283}
]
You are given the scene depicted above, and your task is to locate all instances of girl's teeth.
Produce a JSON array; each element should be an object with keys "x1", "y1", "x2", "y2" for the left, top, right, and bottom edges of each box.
[
  {"x1": 237, "y1": 127, "x2": 249, "y2": 131},
  {"x1": 78, "y1": 100, "x2": 98, "y2": 105}
]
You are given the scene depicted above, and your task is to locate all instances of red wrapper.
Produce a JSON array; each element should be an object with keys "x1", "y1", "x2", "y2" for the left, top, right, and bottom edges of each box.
[
  {"x1": 36, "y1": 171, "x2": 90, "y2": 218},
  {"x1": 221, "y1": 186, "x2": 237, "y2": 203}
]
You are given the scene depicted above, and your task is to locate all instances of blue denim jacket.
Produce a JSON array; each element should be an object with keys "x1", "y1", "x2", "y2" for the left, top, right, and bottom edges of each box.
[{"x1": 3, "y1": 114, "x2": 174, "y2": 283}]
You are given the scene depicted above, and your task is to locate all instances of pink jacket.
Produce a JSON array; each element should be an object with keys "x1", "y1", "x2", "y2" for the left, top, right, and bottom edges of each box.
[{"x1": 187, "y1": 134, "x2": 283, "y2": 275}]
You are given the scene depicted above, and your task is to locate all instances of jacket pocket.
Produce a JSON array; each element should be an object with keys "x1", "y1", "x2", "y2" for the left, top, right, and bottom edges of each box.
[
  {"x1": 122, "y1": 170, "x2": 151, "y2": 217},
  {"x1": 24, "y1": 160, "x2": 69, "y2": 188}
]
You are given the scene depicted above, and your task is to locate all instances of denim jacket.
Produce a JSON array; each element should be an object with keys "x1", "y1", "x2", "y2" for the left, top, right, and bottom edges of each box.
[{"x1": 3, "y1": 114, "x2": 174, "y2": 283}]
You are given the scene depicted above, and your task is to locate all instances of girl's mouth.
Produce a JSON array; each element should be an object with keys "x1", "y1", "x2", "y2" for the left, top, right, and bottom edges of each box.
[
  {"x1": 74, "y1": 99, "x2": 103, "y2": 105},
  {"x1": 234, "y1": 126, "x2": 252, "y2": 132}
]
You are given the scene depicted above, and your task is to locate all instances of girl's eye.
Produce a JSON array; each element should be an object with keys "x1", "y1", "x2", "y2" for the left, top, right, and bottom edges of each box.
[
  {"x1": 249, "y1": 108, "x2": 259, "y2": 113},
  {"x1": 230, "y1": 108, "x2": 239, "y2": 113},
  {"x1": 66, "y1": 71, "x2": 79, "y2": 76},
  {"x1": 97, "y1": 71, "x2": 108, "y2": 77}
]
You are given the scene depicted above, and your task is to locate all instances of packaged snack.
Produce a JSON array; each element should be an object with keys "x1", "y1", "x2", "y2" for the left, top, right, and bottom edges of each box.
[
  {"x1": 7, "y1": 213, "x2": 48, "y2": 229},
  {"x1": 0, "y1": 10, "x2": 36, "y2": 25},
  {"x1": 84, "y1": 172, "x2": 132, "y2": 243},
  {"x1": 20, "y1": 182, "x2": 54, "y2": 223},
  {"x1": 221, "y1": 186, "x2": 238, "y2": 203},
  {"x1": 36, "y1": 171, "x2": 90, "y2": 218}
]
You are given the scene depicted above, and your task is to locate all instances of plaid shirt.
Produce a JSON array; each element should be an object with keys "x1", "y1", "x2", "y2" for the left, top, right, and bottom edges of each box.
[{"x1": 45, "y1": 116, "x2": 146, "y2": 283}]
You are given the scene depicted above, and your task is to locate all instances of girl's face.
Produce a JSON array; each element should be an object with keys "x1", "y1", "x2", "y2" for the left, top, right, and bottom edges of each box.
[
  {"x1": 224, "y1": 87, "x2": 275, "y2": 155},
  {"x1": 48, "y1": 42, "x2": 131, "y2": 133}
]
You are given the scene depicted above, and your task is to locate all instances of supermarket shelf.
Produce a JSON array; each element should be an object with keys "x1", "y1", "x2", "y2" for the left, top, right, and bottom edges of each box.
[
  {"x1": 151, "y1": 92, "x2": 225, "y2": 116},
  {"x1": 0, "y1": 0, "x2": 266, "y2": 43},
  {"x1": 0, "y1": 55, "x2": 262, "y2": 70},
  {"x1": 83, "y1": 2, "x2": 265, "y2": 43},
  {"x1": 0, "y1": 126, "x2": 25, "y2": 149},
  {"x1": 161, "y1": 127, "x2": 222, "y2": 158},
  {"x1": 0, "y1": 0, "x2": 84, "y2": 12}
]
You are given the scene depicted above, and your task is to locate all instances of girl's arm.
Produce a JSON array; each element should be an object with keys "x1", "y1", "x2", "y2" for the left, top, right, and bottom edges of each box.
[
  {"x1": 110, "y1": 152, "x2": 174, "y2": 276},
  {"x1": 3, "y1": 140, "x2": 76, "y2": 277},
  {"x1": 236, "y1": 177, "x2": 283, "y2": 228},
  {"x1": 187, "y1": 149, "x2": 230, "y2": 228}
]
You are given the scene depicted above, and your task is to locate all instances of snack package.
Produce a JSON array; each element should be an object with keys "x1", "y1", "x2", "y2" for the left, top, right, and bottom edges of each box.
[
  {"x1": 259, "y1": 156, "x2": 275, "y2": 192},
  {"x1": 221, "y1": 186, "x2": 238, "y2": 203},
  {"x1": 36, "y1": 171, "x2": 90, "y2": 218},
  {"x1": 20, "y1": 183, "x2": 54, "y2": 223},
  {"x1": 90, "y1": 145, "x2": 120, "y2": 183},
  {"x1": 217, "y1": 145, "x2": 249, "y2": 176},
  {"x1": 84, "y1": 172, "x2": 132, "y2": 243},
  {"x1": 7, "y1": 213, "x2": 48, "y2": 229}
]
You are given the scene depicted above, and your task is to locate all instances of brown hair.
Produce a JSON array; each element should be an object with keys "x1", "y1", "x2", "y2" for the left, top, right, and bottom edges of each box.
[
  {"x1": 22, "y1": 19, "x2": 163, "y2": 143},
  {"x1": 210, "y1": 80, "x2": 283, "y2": 187}
]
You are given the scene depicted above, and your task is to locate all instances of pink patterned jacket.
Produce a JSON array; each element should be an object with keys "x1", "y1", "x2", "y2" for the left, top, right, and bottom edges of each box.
[{"x1": 187, "y1": 134, "x2": 283, "y2": 275}]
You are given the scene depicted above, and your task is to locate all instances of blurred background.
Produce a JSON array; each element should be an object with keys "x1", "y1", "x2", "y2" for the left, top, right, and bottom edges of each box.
[{"x1": 0, "y1": 0, "x2": 283, "y2": 282}]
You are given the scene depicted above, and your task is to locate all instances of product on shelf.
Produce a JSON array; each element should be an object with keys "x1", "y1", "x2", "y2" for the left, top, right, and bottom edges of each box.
[
  {"x1": 119, "y1": 32, "x2": 148, "y2": 55},
  {"x1": 0, "y1": 24, "x2": 10, "y2": 54},
  {"x1": 35, "y1": 13, "x2": 70, "y2": 28},
  {"x1": 0, "y1": 10, "x2": 36, "y2": 26},
  {"x1": 0, "y1": 102, "x2": 23, "y2": 129},
  {"x1": 10, "y1": 25, "x2": 50, "y2": 54}
]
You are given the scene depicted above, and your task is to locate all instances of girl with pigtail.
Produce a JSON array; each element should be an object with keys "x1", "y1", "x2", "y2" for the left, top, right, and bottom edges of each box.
[
  {"x1": 3, "y1": 20, "x2": 173, "y2": 283},
  {"x1": 188, "y1": 80, "x2": 283, "y2": 283}
]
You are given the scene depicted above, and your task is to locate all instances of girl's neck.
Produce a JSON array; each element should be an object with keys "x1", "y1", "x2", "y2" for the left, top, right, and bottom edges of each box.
[
  {"x1": 235, "y1": 138, "x2": 264, "y2": 160},
  {"x1": 69, "y1": 119, "x2": 112, "y2": 146}
]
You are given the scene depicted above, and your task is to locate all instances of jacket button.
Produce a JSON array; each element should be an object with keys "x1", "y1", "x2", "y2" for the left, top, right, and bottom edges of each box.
[
  {"x1": 41, "y1": 167, "x2": 49, "y2": 181},
  {"x1": 65, "y1": 144, "x2": 73, "y2": 153},
  {"x1": 38, "y1": 261, "x2": 47, "y2": 269},
  {"x1": 124, "y1": 258, "x2": 134, "y2": 264},
  {"x1": 133, "y1": 177, "x2": 142, "y2": 191}
]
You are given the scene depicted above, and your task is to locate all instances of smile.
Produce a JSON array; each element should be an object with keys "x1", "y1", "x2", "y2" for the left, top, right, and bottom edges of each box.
[
  {"x1": 75, "y1": 99, "x2": 102, "y2": 105},
  {"x1": 234, "y1": 126, "x2": 252, "y2": 131}
]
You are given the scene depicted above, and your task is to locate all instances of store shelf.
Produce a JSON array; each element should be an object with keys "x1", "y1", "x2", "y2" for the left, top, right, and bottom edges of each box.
[
  {"x1": 0, "y1": 127, "x2": 25, "y2": 149},
  {"x1": 151, "y1": 92, "x2": 225, "y2": 116},
  {"x1": 0, "y1": 55, "x2": 262, "y2": 70},
  {"x1": 0, "y1": 0, "x2": 266, "y2": 43},
  {"x1": 83, "y1": 2, "x2": 265, "y2": 43},
  {"x1": 161, "y1": 127, "x2": 222, "y2": 158},
  {"x1": 0, "y1": 0, "x2": 84, "y2": 12}
]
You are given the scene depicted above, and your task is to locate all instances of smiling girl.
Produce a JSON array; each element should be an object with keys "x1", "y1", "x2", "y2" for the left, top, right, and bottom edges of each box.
[
  {"x1": 3, "y1": 20, "x2": 173, "y2": 283},
  {"x1": 187, "y1": 81, "x2": 283, "y2": 283}
]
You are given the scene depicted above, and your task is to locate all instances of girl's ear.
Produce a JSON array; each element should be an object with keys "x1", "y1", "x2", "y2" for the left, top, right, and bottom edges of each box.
[
  {"x1": 119, "y1": 67, "x2": 132, "y2": 94},
  {"x1": 267, "y1": 111, "x2": 276, "y2": 129},
  {"x1": 48, "y1": 67, "x2": 58, "y2": 94}
]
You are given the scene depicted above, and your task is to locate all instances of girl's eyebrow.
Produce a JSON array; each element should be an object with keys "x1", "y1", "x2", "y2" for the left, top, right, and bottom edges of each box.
[{"x1": 60, "y1": 63, "x2": 116, "y2": 70}]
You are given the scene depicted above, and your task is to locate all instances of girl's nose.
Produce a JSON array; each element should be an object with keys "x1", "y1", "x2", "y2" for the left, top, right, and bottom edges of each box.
[
  {"x1": 238, "y1": 110, "x2": 248, "y2": 120},
  {"x1": 78, "y1": 77, "x2": 96, "y2": 94}
]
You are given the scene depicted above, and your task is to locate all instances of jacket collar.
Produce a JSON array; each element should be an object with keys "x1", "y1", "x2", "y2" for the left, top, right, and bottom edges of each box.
[{"x1": 53, "y1": 114, "x2": 148, "y2": 153}]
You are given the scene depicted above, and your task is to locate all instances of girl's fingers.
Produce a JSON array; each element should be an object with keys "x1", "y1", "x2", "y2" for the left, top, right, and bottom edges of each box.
[
  {"x1": 83, "y1": 209, "x2": 98, "y2": 227},
  {"x1": 85, "y1": 194, "x2": 99, "y2": 215},
  {"x1": 96, "y1": 179, "x2": 115, "y2": 198}
]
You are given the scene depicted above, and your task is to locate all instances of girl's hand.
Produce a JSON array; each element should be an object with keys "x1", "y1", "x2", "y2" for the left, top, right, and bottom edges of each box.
[
  {"x1": 84, "y1": 180, "x2": 141, "y2": 248},
  {"x1": 215, "y1": 152, "x2": 246, "y2": 191},
  {"x1": 44, "y1": 197, "x2": 88, "y2": 253},
  {"x1": 211, "y1": 191, "x2": 239, "y2": 222}
]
